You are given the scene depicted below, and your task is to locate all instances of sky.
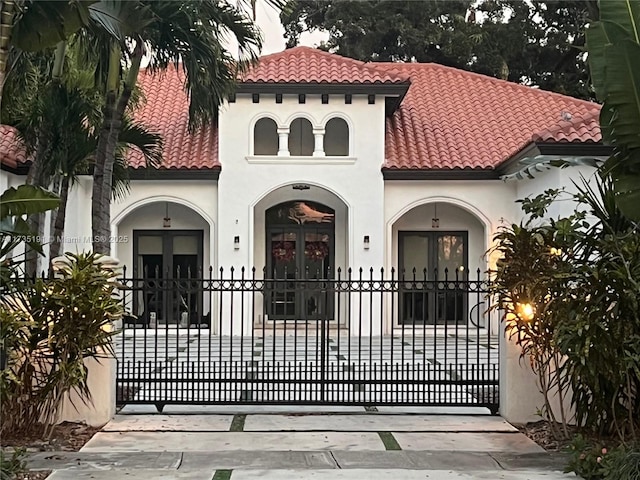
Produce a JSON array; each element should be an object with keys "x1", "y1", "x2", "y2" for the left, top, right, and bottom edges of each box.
[{"x1": 253, "y1": 1, "x2": 328, "y2": 55}]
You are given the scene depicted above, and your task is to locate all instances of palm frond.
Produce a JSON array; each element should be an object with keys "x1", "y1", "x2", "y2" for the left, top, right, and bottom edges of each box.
[{"x1": 117, "y1": 117, "x2": 163, "y2": 169}]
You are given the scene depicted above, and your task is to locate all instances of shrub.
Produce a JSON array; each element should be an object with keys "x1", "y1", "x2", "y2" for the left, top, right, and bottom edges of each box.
[
  {"x1": 0, "y1": 448, "x2": 26, "y2": 480},
  {"x1": 0, "y1": 252, "x2": 122, "y2": 436}
]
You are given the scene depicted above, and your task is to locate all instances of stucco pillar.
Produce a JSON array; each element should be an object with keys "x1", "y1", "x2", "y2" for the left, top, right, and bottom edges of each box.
[
  {"x1": 313, "y1": 128, "x2": 325, "y2": 157},
  {"x1": 499, "y1": 324, "x2": 545, "y2": 424},
  {"x1": 57, "y1": 351, "x2": 116, "y2": 427},
  {"x1": 277, "y1": 127, "x2": 290, "y2": 156}
]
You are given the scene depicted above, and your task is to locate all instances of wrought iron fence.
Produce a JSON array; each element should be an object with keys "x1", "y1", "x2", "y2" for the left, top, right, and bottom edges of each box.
[{"x1": 114, "y1": 267, "x2": 500, "y2": 412}]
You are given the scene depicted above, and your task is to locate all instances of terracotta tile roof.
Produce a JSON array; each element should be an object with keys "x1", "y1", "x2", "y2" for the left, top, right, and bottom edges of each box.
[
  {"x1": 131, "y1": 68, "x2": 219, "y2": 170},
  {"x1": 0, "y1": 125, "x2": 30, "y2": 170},
  {"x1": 240, "y1": 46, "x2": 410, "y2": 85},
  {"x1": 381, "y1": 63, "x2": 601, "y2": 171},
  {"x1": 531, "y1": 111, "x2": 602, "y2": 144}
]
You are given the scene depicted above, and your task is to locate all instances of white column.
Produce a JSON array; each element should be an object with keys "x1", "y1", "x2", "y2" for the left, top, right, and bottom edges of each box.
[
  {"x1": 277, "y1": 127, "x2": 290, "y2": 156},
  {"x1": 313, "y1": 127, "x2": 325, "y2": 157}
]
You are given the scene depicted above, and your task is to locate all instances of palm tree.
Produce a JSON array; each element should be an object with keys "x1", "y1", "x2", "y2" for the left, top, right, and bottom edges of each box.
[
  {"x1": 0, "y1": 0, "x2": 99, "y2": 119},
  {"x1": 89, "y1": 0, "x2": 263, "y2": 254}
]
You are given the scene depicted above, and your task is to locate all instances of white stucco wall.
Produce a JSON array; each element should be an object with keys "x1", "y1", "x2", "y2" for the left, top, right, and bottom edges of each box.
[
  {"x1": 218, "y1": 94, "x2": 387, "y2": 272},
  {"x1": 111, "y1": 180, "x2": 218, "y2": 273},
  {"x1": 385, "y1": 180, "x2": 519, "y2": 273},
  {"x1": 515, "y1": 165, "x2": 599, "y2": 220}
]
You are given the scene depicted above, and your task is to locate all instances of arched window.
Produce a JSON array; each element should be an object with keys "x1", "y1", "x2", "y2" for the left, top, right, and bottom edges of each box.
[
  {"x1": 324, "y1": 117, "x2": 349, "y2": 156},
  {"x1": 288, "y1": 118, "x2": 314, "y2": 156},
  {"x1": 254, "y1": 117, "x2": 278, "y2": 155}
]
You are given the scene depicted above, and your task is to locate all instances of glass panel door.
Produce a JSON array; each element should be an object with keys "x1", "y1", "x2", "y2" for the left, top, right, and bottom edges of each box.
[
  {"x1": 268, "y1": 230, "x2": 298, "y2": 318},
  {"x1": 134, "y1": 231, "x2": 203, "y2": 326},
  {"x1": 265, "y1": 201, "x2": 335, "y2": 321},
  {"x1": 399, "y1": 231, "x2": 467, "y2": 325},
  {"x1": 436, "y1": 234, "x2": 466, "y2": 324},
  {"x1": 400, "y1": 234, "x2": 430, "y2": 324}
]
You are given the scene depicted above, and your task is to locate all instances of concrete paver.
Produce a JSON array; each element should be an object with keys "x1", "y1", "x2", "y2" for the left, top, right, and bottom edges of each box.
[
  {"x1": 81, "y1": 431, "x2": 386, "y2": 452},
  {"x1": 102, "y1": 414, "x2": 233, "y2": 431},
  {"x1": 229, "y1": 469, "x2": 577, "y2": 479},
  {"x1": 178, "y1": 451, "x2": 337, "y2": 471},
  {"x1": 393, "y1": 432, "x2": 545, "y2": 453},
  {"x1": 28, "y1": 452, "x2": 181, "y2": 471},
  {"x1": 46, "y1": 470, "x2": 212, "y2": 480},
  {"x1": 38, "y1": 411, "x2": 572, "y2": 480},
  {"x1": 244, "y1": 414, "x2": 516, "y2": 432}
]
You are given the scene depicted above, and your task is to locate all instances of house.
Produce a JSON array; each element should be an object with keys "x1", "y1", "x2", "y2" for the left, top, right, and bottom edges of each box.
[{"x1": 1, "y1": 46, "x2": 605, "y2": 332}]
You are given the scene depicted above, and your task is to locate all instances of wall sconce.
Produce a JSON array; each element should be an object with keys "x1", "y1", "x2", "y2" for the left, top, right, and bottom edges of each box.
[
  {"x1": 234, "y1": 236, "x2": 240, "y2": 249},
  {"x1": 363, "y1": 235, "x2": 370, "y2": 250},
  {"x1": 431, "y1": 202, "x2": 440, "y2": 229},
  {"x1": 163, "y1": 202, "x2": 171, "y2": 228}
]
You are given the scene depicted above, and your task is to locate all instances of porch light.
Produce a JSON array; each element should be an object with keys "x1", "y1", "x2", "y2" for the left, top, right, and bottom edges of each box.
[
  {"x1": 518, "y1": 302, "x2": 535, "y2": 321},
  {"x1": 363, "y1": 235, "x2": 370, "y2": 249},
  {"x1": 431, "y1": 202, "x2": 440, "y2": 229},
  {"x1": 163, "y1": 203, "x2": 171, "y2": 228},
  {"x1": 234, "y1": 236, "x2": 240, "y2": 249}
]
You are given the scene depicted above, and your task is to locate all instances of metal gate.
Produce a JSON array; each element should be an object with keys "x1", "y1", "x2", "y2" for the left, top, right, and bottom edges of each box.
[{"x1": 115, "y1": 267, "x2": 499, "y2": 413}]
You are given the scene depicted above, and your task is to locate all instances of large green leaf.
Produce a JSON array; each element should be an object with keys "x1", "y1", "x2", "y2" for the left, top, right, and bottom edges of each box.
[
  {"x1": 599, "y1": 0, "x2": 640, "y2": 43},
  {"x1": 613, "y1": 171, "x2": 640, "y2": 221},
  {"x1": 587, "y1": 20, "x2": 634, "y2": 102},
  {"x1": 12, "y1": 0, "x2": 97, "y2": 52},
  {"x1": 0, "y1": 185, "x2": 59, "y2": 220},
  {"x1": 601, "y1": 39, "x2": 640, "y2": 150}
]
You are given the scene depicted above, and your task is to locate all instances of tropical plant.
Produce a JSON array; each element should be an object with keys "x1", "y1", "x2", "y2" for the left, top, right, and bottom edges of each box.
[
  {"x1": 0, "y1": 0, "x2": 100, "y2": 118},
  {"x1": 554, "y1": 178, "x2": 640, "y2": 441},
  {"x1": 0, "y1": 185, "x2": 59, "y2": 283},
  {"x1": 0, "y1": 252, "x2": 121, "y2": 437},
  {"x1": 585, "y1": 0, "x2": 640, "y2": 221},
  {"x1": 0, "y1": 448, "x2": 26, "y2": 480},
  {"x1": 489, "y1": 188, "x2": 578, "y2": 439},
  {"x1": 87, "y1": 0, "x2": 262, "y2": 254}
]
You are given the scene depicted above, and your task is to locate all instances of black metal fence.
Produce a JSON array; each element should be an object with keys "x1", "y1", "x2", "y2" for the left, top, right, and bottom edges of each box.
[{"x1": 115, "y1": 267, "x2": 500, "y2": 413}]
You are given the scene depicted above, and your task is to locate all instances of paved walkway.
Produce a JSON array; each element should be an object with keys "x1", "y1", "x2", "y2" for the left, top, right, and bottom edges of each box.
[{"x1": 28, "y1": 407, "x2": 577, "y2": 479}]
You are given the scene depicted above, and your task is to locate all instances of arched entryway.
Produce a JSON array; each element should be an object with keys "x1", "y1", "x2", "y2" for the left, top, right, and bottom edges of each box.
[
  {"x1": 114, "y1": 200, "x2": 211, "y2": 325},
  {"x1": 265, "y1": 200, "x2": 335, "y2": 320}
]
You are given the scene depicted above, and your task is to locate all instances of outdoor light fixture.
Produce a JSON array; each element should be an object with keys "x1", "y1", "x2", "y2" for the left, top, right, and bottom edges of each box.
[
  {"x1": 234, "y1": 236, "x2": 240, "y2": 249},
  {"x1": 363, "y1": 235, "x2": 370, "y2": 249},
  {"x1": 163, "y1": 203, "x2": 171, "y2": 228},
  {"x1": 518, "y1": 302, "x2": 535, "y2": 321},
  {"x1": 432, "y1": 203, "x2": 440, "y2": 229}
]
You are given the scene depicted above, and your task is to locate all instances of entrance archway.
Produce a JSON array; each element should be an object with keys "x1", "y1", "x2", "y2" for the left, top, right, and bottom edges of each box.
[{"x1": 265, "y1": 200, "x2": 335, "y2": 321}]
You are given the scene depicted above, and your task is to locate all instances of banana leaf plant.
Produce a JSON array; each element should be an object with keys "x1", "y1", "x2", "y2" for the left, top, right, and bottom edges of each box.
[{"x1": 586, "y1": 0, "x2": 640, "y2": 221}]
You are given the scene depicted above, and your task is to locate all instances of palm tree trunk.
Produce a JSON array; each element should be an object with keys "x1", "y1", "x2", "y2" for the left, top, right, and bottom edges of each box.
[
  {"x1": 93, "y1": 42, "x2": 143, "y2": 254},
  {"x1": 92, "y1": 44, "x2": 120, "y2": 254},
  {"x1": 49, "y1": 175, "x2": 69, "y2": 261},
  {"x1": 0, "y1": 0, "x2": 15, "y2": 120}
]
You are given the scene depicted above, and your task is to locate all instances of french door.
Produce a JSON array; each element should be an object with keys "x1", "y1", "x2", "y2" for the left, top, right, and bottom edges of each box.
[
  {"x1": 133, "y1": 230, "x2": 203, "y2": 325},
  {"x1": 265, "y1": 201, "x2": 335, "y2": 321},
  {"x1": 398, "y1": 231, "x2": 468, "y2": 325}
]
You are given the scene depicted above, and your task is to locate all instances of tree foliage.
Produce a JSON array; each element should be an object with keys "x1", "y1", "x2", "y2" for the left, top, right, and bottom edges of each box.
[{"x1": 281, "y1": 0, "x2": 599, "y2": 99}]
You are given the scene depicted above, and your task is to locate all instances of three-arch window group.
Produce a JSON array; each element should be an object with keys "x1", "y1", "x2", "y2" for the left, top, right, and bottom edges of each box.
[{"x1": 254, "y1": 117, "x2": 349, "y2": 156}]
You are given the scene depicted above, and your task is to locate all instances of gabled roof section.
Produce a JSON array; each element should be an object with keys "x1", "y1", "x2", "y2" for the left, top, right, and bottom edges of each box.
[
  {"x1": 132, "y1": 68, "x2": 219, "y2": 171},
  {"x1": 532, "y1": 111, "x2": 602, "y2": 144},
  {"x1": 0, "y1": 125, "x2": 30, "y2": 173},
  {"x1": 381, "y1": 63, "x2": 601, "y2": 172},
  {"x1": 240, "y1": 46, "x2": 410, "y2": 85}
]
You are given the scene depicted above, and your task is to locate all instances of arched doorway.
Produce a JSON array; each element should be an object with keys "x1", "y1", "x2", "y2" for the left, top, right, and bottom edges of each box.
[
  {"x1": 115, "y1": 201, "x2": 210, "y2": 326},
  {"x1": 265, "y1": 200, "x2": 335, "y2": 321}
]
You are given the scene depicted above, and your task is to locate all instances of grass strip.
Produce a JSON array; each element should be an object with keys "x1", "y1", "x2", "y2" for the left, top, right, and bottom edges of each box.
[
  {"x1": 378, "y1": 431, "x2": 402, "y2": 450},
  {"x1": 230, "y1": 414, "x2": 246, "y2": 432},
  {"x1": 212, "y1": 469, "x2": 233, "y2": 480}
]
